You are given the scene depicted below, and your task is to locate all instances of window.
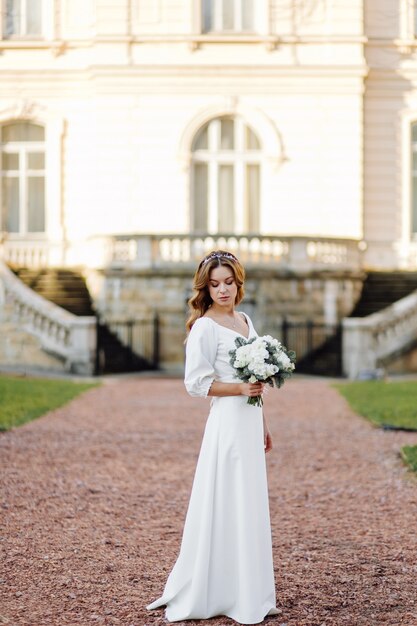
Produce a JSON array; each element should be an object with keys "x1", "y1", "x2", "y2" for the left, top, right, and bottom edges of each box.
[
  {"x1": 1, "y1": 122, "x2": 46, "y2": 233},
  {"x1": 3, "y1": 0, "x2": 43, "y2": 38},
  {"x1": 202, "y1": 0, "x2": 254, "y2": 33},
  {"x1": 192, "y1": 116, "x2": 261, "y2": 234}
]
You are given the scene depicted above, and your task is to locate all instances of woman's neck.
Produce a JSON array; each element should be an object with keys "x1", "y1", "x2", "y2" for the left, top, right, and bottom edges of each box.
[{"x1": 210, "y1": 305, "x2": 235, "y2": 317}]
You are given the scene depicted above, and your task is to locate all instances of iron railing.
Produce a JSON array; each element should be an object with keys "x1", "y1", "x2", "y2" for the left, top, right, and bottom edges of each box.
[
  {"x1": 278, "y1": 318, "x2": 342, "y2": 376},
  {"x1": 95, "y1": 313, "x2": 159, "y2": 375}
]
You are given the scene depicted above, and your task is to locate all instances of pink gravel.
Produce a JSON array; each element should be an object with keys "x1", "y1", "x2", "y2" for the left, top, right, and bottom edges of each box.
[{"x1": 1, "y1": 377, "x2": 417, "y2": 626}]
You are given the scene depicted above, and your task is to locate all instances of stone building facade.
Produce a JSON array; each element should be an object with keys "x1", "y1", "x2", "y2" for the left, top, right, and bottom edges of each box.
[
  {"x1": 1, "y1": 1, "x2": 417, "y2": 371},
  {"x1": 0, "y1": 0, "x2": 406, "y2": 266}
]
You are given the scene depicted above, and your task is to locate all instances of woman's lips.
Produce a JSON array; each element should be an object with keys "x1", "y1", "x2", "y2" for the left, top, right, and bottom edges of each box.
[{"x1": 219, "y1": 296, "x2": 229, "y2": 300}]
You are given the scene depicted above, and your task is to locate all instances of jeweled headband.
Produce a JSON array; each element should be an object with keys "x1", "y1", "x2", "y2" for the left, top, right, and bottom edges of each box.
[{"x1": 200, "y1": 251, "x2": 238, "y2": 266}]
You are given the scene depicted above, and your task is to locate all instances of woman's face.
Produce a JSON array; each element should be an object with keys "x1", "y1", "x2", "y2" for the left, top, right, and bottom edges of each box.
[{"x1": 207, "y1": 264, "x2": 238, "y2": 308}]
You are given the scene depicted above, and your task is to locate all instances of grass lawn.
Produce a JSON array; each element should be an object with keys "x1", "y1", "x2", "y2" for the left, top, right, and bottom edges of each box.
[
  {"x1": 0, "y1": 375, "x2": 98, "y2": 431},
  {"x1": 401, "y1": 446, "x2": 417, "y2": 473},
  {"x1": 334, "y1": 380, "x2": 417, "y2": 431},
  {"x1": 334, "y1": 380, "x2": 417, "y2": 474}
]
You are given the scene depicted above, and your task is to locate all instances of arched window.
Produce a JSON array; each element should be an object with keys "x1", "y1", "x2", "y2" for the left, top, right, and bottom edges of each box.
[
  {"x1": 1, "y1": 121, "x2": 46, "y2": 233},
  {"x1": 191, "y1": 116, "x2": 261, "y2": 234}
]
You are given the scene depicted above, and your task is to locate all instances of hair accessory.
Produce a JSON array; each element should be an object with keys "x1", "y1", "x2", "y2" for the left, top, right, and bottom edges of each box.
[{"x1": 201, "y1": 252, "x2": 237, "y2": 266}]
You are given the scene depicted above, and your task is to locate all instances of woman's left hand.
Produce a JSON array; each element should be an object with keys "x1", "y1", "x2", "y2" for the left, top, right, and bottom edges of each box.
[{"x1": 264, "y1": 429, "x2": 273, "y2": 453}]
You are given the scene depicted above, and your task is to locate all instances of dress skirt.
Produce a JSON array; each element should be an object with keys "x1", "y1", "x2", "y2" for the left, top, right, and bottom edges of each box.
[{"x1": 147, "y1": 394, "x2": 277, "y2": 624}]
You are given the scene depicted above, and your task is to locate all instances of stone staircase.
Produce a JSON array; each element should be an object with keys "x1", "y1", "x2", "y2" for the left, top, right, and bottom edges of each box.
[
  {"x1": 349, "y1": 271, "x2": 417, "y2": 317},
  {"x1": 0, "y1": 261, "x2": 96, "y2": 374},
  {"x1": 297, "y1": 272, "x2": 417, "y2": 376},
  {"x1": 13, "y1": 268, "x2": 95, "y2": 316},
  {"x1": 10, "y1": 267, "x2": 157, "y2": 374}
]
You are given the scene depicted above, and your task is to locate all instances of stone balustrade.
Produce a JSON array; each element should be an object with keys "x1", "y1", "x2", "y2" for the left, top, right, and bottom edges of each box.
[
  {"x1": 0, "y1": 261, "x2": 96, "y2": 374},
  {"x1": 95, "y1": 233, "x2": 364, "y2": 271},
  {"x1": 0, "y1": 238, "x2": 59, "y2": 268},
  {"x1": 0, "y1": 234, "x2": 364, "y2": 271},
  {"x1": 342, "y1": 291, "x2": 417, "y2": 378}
]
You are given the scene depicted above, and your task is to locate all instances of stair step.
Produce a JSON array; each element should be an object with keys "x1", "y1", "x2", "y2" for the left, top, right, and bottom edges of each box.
[
  {"x1": 350, "y1": 271, "x2": 417, "y2": 318},
  {"x1": 301, "y1": 271, "x2": 417, "y2": 374},
  {"x1": 10, "y1": 265, "x2": 157, "y2": 374},
  {"x1": 12, "y1": 266, "x2": 95, "y2": 317}
]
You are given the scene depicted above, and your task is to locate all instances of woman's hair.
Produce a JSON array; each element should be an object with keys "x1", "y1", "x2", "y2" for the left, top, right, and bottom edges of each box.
[{"x1": 185, "y1": 250, "x2": 245, "y2": 334}]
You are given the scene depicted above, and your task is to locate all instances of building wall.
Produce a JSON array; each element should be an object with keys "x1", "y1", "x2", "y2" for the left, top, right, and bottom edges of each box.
[
  {"x1": 0, "y1": 0, "x2": 366, "y2": 261},
  {"x1": 363, "y1": 0, "x2": 417, "y2": 267},
  {"x1": 4, "y1": 2, "x2": 417, "y2": 269}
]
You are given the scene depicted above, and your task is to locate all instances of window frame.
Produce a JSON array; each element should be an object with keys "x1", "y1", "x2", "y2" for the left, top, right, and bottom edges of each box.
[
  {"x1": 2, "y1": 0, "x2": 46, "y2": 40},
  {"x1": 193, "y1": 0, "x2": 269, "y2": 39},
  {"x1": 201, "y1": 0, "x2": 255, "y2": 34},
  {"x1": 191, "y1": 116, "x2": 262, "y2": 235},
  {"x1": 0, "y1": 122, "x2": 46, "y2": 234}
]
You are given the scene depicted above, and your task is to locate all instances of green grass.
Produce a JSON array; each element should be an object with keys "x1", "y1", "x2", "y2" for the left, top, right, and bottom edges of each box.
[
  {"x1": 0, "y1": 375, "x2": 98, "y2": 431},
  {"x1": 334, "y1": 380, "x2": 417, "y2": 431},
  {"x1": 401, "y1": 445, "x2": 417, "y2": 473},
  {"x1": 334, "y1": 381, "x2": 417, "y2": 474}
]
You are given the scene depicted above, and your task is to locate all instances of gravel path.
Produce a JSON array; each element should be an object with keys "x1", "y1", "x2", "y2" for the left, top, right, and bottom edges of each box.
[{"x1": 1, "y1": 377, "x2": 417, "y2": 626}]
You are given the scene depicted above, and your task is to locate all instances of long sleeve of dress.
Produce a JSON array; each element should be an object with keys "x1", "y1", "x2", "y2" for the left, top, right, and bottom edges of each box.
[{"x1": 184, "y1": 318, "x2": 218, "y2": 398}]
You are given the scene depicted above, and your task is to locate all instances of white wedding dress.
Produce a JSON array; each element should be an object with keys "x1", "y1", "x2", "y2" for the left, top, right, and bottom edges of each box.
[{"x1": 147, "y1": 313, "x2": 278, "y2": 624}]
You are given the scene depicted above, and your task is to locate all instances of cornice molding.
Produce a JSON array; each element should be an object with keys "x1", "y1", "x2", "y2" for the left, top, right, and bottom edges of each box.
[
  {"x1": 0, "y1": 33, "x2": 368, "y2": 54},
  {"x1": 0, "y1": 65, "x2": 369, "y2": 79}
]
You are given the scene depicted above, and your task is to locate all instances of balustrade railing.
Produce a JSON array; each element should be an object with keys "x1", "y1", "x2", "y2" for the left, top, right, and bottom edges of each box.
[
  {"x1": 0, "y1": 238, "x2": 56, "y2": 268},
  {"x1": 0, "y1": 261, "x2": 96, "y2": 374},
  {"x1": 0, "y1": 234, "x2": 364, "y2": 271},
  {"x1": 342, "y1": 291, "x2": 417, "y2": 378},
  {"x1": 100, "y1": 233, "x2": 364, "y2": 270}
]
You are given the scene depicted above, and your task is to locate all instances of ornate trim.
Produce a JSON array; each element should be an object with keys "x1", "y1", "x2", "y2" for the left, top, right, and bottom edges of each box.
[
  {"x1": 0, "y1": 99, "x2": 48, "y2": 124},
  {"x1": 177, "y1": 100, "x2": 287, "y2": 169}
]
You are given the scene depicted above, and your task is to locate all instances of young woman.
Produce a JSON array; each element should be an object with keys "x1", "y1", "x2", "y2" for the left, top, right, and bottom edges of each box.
[{"x1": 147, "y1": 250, "x2": 278, "y2": 624}]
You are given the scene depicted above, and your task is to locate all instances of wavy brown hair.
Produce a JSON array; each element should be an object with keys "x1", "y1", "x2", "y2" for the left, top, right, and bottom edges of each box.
[{"x1": 185, "y1": 250, "x2": 245, "y2": 334}]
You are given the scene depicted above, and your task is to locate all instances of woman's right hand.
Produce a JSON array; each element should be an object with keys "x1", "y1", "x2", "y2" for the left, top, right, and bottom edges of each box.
[{"x1": 240, "y1": 382, "x2": 265, "y2": 397}]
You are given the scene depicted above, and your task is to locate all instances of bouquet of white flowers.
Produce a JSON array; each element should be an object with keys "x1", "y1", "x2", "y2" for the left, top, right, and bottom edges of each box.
[{"x1": 229, "y1": 335, "x2": 296, "y2": 407}]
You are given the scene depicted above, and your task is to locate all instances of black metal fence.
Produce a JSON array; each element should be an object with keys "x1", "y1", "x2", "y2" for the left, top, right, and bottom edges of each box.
[
  {"x1": 94, "y1": 313, "x2": 342, "y2": 376},
  {"x1": 277, "y1": 318, "x2": 342, "y2": 376},
  {"x1": 95, "y1": 313, "x2": 160, "y2": 375}
]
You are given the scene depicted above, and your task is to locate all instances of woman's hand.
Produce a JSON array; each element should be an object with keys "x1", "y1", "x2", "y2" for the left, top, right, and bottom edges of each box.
[
  {"x1": 264, "y1": 429, "x2": 273, "y2": 453},
  {"x1": 240, "y1": 382, "x2": 265, "y2": 397},
  {"x1": 263, "y1": 414, "x2": 273, "y2": 453},
  {"x1": 208, "y1": 381, "x2": 265, "y2": 398}
]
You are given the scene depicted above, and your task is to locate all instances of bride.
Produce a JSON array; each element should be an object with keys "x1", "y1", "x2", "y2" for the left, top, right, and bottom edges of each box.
[{"x1": 147, "y1": 250, "x2": 278, "y2": 624}]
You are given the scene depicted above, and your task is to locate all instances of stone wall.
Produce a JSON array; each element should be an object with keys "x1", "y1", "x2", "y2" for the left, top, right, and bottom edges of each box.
[
  {"x1": 385, "y1": 348, "x2": 417, "y2": 375},
  {"x1": 86, "y1": 266, "x2": 365, "y2": 371},
  {"x1": 0, "y1": 301, "x2": 66, "y2": 374}
]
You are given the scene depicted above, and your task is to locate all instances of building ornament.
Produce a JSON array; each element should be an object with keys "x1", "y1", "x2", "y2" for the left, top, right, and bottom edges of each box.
[{"x1": 0, "y1": 99, "x2": 47, "y2": 123}]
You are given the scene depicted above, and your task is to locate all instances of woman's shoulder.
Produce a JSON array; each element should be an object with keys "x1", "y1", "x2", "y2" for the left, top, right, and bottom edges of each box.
[
  {"x1": 193, "y1": 315, "x2": 214, "y2": 326},
  {"x1": 189, "y1": 316, "x2": 217, "y2": 335},
  {"x1": 238, "y1": 310, "x2": 252, "y2": 324},
  {"x1": 238, "y1": 311, "x2": 257, "y2": 335},
  {"x1": 187, "y1": 316, "x2": 218, "y2": 352}
]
